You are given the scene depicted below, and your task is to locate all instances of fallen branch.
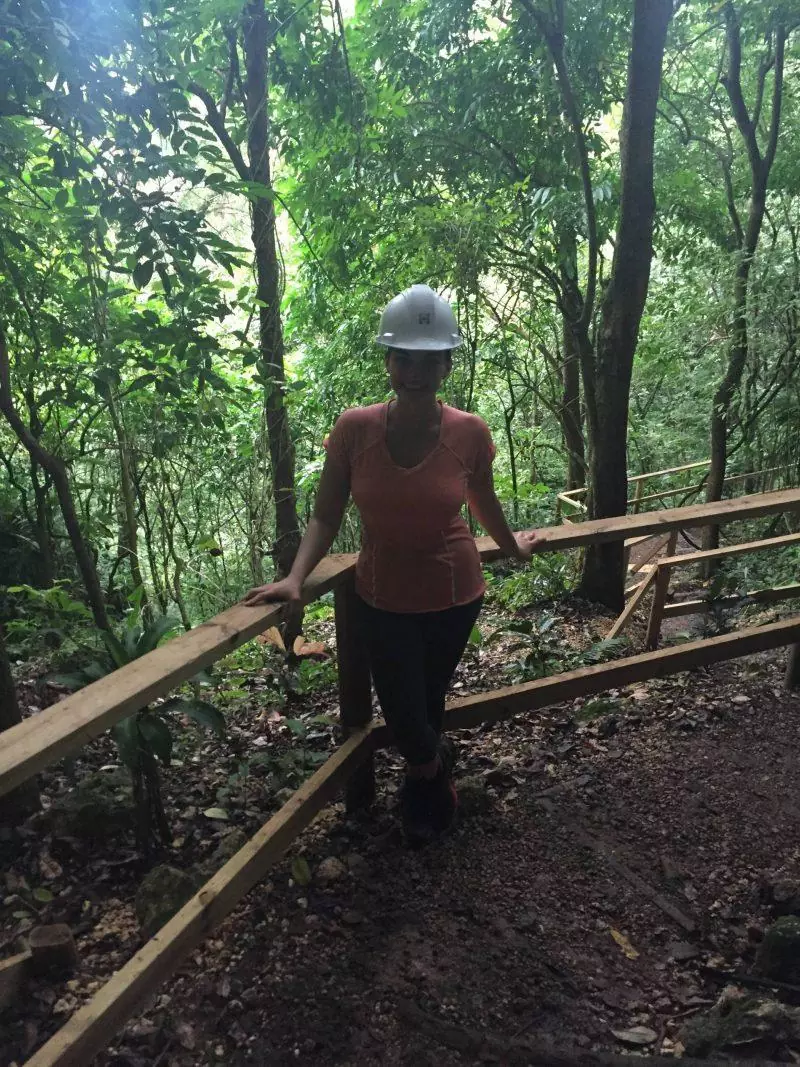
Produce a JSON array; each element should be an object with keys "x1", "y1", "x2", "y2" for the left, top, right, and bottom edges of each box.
[
  {"x1": 703, "y1": 965, "x2": 800, "y2": 1000},
  {"x1": 537, "y1": 800, "x2": 696, "y2": 933},
  {"x1": 397, "y1": 997, "x2": 786, "y2": 1066}
]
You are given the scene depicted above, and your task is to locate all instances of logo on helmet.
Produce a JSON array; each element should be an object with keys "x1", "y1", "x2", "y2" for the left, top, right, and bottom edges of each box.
[{"x1": 418, "y1": 312, "x2": 432, "y2": 325}]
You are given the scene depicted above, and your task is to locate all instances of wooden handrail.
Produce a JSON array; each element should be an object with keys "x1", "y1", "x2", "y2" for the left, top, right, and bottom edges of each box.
[
  {"x1": 657, "y1": 530, "x2": 800, "y2": 570},
  {"x1": 2, "y1": 488, "x2": 800, "y2": 800},
  {"x1": 626, "y1": 459, "x2": 711, "y2": 484},
  {"x1": 663, "y1": 583, "x2": 800, "y2": 618},
  {"x1": 512, "y1": 487, "x2": 800, "y2": 554},
  {"x1": 624, "y1": 466, "x2": 787, "y2": 509},
  {"x1": 25, "y1": 614, "x2": 800, "y2": 1066},
  {"x1": 0, "y1": 555, "x2": 357, "y2": 799},
  {"x1": 24, "y1": 727, "x2": 377, "y2": 1067},
  {"x1": 444, "y1": 614, "x2": 800, "y2": 727}
]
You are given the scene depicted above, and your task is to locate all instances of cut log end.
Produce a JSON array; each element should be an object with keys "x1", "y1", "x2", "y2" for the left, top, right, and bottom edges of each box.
[{"x1": 27, "y1": 924, "x2": 79, "y2": 978}]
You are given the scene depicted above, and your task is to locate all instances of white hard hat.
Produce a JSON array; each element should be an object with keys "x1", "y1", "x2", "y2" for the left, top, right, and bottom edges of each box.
[{"x1": 376, "y1": 284, "x2": 463, "y2": 351}]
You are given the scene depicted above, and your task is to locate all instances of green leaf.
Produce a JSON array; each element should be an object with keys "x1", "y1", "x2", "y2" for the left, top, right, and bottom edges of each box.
[
  {"x1": 46, "y1": 671, "x2": 91, "y2": 690},
  {"x1": 291, "y1": 856, "x2": 312, "y2": 886},
  {"x1": 111, "y1": 716, "x2": 141, "y2": 770},
  {"x1": 32, "y1": 887, "x2": 53, "y2": 903},
  {"x1": 139, "y1": 714, "x2": 173, "y2": 765},
  {"x1": 135, "y1": 615, "x2": 181, "y2": 656},
  {"x1": 102, "y1": 629, "x2": 129, "y2": 669},
  {"x1": 203, "y1": 807, "x2": 229, "y2": 821},
  {"x1": 163, "y1": 698, "x2": 225, "y2": 735},
  {"x1": 132, "y1": 260, "x2": 154, "y2": 289},
  {"x1": 127, "y1": 374, "x2": 157, "y2": 393},
  {"x1": 53, "y1": 188, "x2": 69, "y2": 209}
]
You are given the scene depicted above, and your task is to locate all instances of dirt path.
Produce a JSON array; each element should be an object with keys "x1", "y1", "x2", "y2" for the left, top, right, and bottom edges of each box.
[{"x1": 77, "y1": 652, "x2": 800, "y2": 1065}]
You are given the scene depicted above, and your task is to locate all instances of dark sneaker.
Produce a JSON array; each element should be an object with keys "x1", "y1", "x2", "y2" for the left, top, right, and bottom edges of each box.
[{"x1": 400, "y1": 760, "x2": 458, "y2": 848}]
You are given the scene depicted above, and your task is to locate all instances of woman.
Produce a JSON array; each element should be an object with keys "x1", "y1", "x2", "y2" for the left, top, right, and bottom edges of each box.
[{"x1": 243, "y1": 285, "x2": 545, "y2": 845}]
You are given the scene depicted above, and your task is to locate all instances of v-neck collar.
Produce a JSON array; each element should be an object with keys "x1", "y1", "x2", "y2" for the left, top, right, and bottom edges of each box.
[{"x1": 382, "y1": 400, "x2": 446, "y2": 472}]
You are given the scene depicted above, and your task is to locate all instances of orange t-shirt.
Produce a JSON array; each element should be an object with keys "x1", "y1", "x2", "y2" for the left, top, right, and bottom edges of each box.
[{"x1": 324, "y1": 402, "x2": 496, "y2": 613}]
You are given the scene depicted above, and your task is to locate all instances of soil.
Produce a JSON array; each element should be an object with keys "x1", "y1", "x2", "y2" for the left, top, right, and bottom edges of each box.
[{"x1": 2, "y1": 590, "x2": 800, "y2": 1065}]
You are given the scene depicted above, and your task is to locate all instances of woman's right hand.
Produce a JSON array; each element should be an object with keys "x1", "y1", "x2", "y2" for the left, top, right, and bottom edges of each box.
[{"x1": 240, "y1": 576, "x2": 302, "y2": 607}]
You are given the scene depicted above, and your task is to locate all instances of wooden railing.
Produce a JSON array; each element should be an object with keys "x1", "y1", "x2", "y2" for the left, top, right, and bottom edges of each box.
[
  {"x1": 556, "y1": 459, "x2": 789, "y2": 524},
  {"x1": 5, "y1": 486, "x2": 800, "y2": 1067},
  {"x1": 606, "y1": 530, "x2": 800, "y2": 651}
]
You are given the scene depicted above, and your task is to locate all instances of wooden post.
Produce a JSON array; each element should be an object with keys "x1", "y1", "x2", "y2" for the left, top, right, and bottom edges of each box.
[
  {"x1": 645, "y1": 530, "x2": 678, "y2": 650},
  {"x1": 786, "y1": 644, "x2": 800, "y2": 692},
  {"x1": 335, "y1": 576, "x2": 375, "y2": 811},
  {"x1": 632, "y1": 479, "x2": 645, "y2": 514}
]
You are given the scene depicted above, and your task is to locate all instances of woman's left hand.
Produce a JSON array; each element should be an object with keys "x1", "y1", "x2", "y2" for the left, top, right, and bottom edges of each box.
[{"x1": 513, "y1": 529, "x2": 547, "y2": 561}]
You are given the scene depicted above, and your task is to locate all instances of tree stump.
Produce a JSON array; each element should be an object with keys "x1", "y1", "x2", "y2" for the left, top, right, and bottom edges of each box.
[{"x1": 27, "y1": 924, "x2": 79, "y2": 978}]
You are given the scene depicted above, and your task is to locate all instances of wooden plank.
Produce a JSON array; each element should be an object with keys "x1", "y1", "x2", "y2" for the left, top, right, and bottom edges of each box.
[
  {"x1": 0, "y1": 554, "x2": 356, "y2": 799},
  {"x1": 557, "y1": 493, "x2": 586, "y2": 512},
  {"x1": 626, "y1": 466, "x2": 788, "y2": 509},
  {"x1": 607, "y1": 566, "x2": 657, "y2": 639},
  {"x1": 443, "y1": 615, "x2": 800, "y2": 732},
  {"x1": 626, "y1": 482, "x2": 703, "y2": 508},
  {"x1": 0, "y1": 950, "x2": 30, "y2": 1010},
  {"x1": 475, "y1": 488, "x2": 800, "y2": 560},
  {"x1": 627, "y1": 459, "x2": 710, "y2": 484},
  {"x1": 645, "y1": 530, "x2": 678, "y2": 650},
  {"x1": 658, "y1": 530, "x2": 800, "y2": 569},
  {"x1": 334, "y1": 576, "x2": 375, "y2": 811},
  {"x1": 722, "y1": 466, "x2": 785, "y2": 487},
  {"x1": 627, "y1": 532, "x2": 671, "y2": 575},
  {"x1": 662, "y1": 583, "x2": 800, "y2": 618},
  {"x1": 4, "y1": 489, "x2": 800, "y2": 800},
  {"x1": 24, "y1": 727, "x2": 377, "y2": 1067}
]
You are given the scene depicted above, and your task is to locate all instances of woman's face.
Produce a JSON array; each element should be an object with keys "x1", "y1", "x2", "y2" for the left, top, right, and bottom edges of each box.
[{"x1": 385, "y1": 348, "x2": 451, "y2": 398}]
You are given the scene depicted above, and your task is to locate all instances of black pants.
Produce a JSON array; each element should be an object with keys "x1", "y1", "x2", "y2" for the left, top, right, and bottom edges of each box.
[{"x1": 356, "y1": 595, "x2": 483, "y2": 766}]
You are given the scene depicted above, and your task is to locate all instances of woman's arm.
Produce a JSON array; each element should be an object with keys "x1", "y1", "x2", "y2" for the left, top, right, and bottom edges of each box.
[
  {"x1": 467, "y1": 470, "x2": 546, "y2": 561},
  {"x1": 241, "y1": 457, "x2": 351, "y2": 605}
]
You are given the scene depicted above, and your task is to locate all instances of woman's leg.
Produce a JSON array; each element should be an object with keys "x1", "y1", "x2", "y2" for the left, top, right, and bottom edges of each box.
[
  {"x1": 356, "y1": 599, "x2": 439, "y2": 767},
  {"x1": 422, "y1": 596, "x2": 483, "y2": 740}
]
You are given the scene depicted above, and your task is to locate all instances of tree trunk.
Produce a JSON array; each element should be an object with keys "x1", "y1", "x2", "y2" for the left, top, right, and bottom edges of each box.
[
  {"x1": 703, "y1": 9, "x2": 786, "y2": 556},
  {"x1": 106, "y1": 389, "x2": 149, "y2": 606},
  {"x1": 0, "y1": 329, "x2": 111, "y2": 632},
  {"x1": 704, "y1": 181, "x2": 767, "y2": 556},
  {"x1": 561, "y1": 320, "x2": 585, "y2": 491},
  {"x1": 243, "y1": 0, "x2": 300, "y2": 579},
  {"x1": 558, "y1": 229, "x2": 586, "y2": 491},
  {"x1": 0, "y1": 623, "x2": 40, "y2": 823},
  {"x1": 577, "y1": 0, "x2": 673, "y2": 610}
]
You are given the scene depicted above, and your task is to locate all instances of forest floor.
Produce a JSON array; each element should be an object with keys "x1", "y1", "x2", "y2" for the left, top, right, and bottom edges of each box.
[{"x1": 3, "y1": 579, "x2": 800, "y2": 1065}]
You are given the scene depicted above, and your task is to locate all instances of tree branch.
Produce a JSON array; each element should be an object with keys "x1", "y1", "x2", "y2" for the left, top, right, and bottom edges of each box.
[
  {"x1": 188, "y1": 81, "x2": 250, "y2": 181},
  {"x1": 764, "y1": 25, "x2": 787, "y2": 174},
  {"x1": 517, "y1": 0, "x2": 597, "y2": 333},
  {"x1": 721, "y1": 3, "x2": 762, "y2": 178}
]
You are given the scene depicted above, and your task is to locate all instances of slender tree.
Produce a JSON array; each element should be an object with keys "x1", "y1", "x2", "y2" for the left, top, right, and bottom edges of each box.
[{"x1": 703, "y1": 5, "x2": 789, "y2": 553}]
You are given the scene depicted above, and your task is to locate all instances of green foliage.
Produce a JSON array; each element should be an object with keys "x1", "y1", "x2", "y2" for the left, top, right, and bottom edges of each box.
[
  {"x1": 484, "y1": 556, "x2": 572, "y2": 611},
  {"x1": 4, "y1": 582, "x2": 92, "y2": 658},
  {"x1": 486, "y1": 615, "x2": 628, "y2": 685},
  {"x1": 48, "y1": 608, "x2": 225, "y2": 851},
  {"x1": 1, "y1": 0, "x2": 799, "y2": 668}
]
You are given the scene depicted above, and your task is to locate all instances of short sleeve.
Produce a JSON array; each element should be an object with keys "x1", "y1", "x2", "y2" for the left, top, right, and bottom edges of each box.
[
  {"x1": 323, "y1": 411, "x2": 353, "y2": 476},
  {"x1": 468, "y1": 418, "x2": 496, "y2": 486}
]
